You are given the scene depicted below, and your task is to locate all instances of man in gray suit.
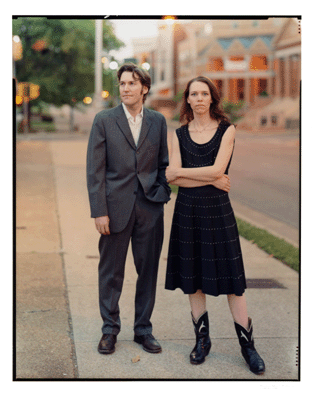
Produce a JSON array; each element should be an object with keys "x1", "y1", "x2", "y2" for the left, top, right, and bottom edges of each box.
[{"x1": 87, "y1": 64, "x2": 171, "y2": 355}]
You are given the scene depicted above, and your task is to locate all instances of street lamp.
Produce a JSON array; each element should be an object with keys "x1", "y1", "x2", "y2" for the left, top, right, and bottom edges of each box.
[
  {"x1": 109, "y1": 61, "x2": 119, "y2": 106},
  {"x1": 13, "y1": 35, "x2": 22, "y2": 134},
  {"x1": 162, "y1": 16, "x2": 176, "y2": 26},
  {"x1": 83, "y1": 96, "x2": 93, "y2": 105},
  {"x1": 94, "y1": 20, "x2": 103, "y2": 110},
  {"x1": 102, "y1": 56, "x2": 109, "y2": 69},
  {"x1": 109, "y1": 61, "x2": 118, "y2": 70},
  {"x1": 102, "y1": 90, "x2": 109, "y2": 99},
  {"x1": 13, "y1": 35, "x2": 22, "y2": 78},
  {"x1": 142, "y1": 62, "x2": 150, "y2": 71}
]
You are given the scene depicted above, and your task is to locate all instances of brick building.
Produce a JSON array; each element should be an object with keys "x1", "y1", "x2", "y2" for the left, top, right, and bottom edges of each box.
[
  {"x1": 177, "y1": 19, "x2": 285, "y2": 101},
  {"x1": 236, "y1": 18, "x2": 301, "y2": 131},
  {"x1": 132, "y1": 18, "x2": 301, "y2": 131},
  {"x1": 133, "y1": 21, "x2": 188, "y2": 118}
]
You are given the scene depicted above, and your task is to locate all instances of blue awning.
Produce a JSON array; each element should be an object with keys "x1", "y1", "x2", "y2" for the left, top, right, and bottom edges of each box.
[
  {"x1": 216, "y1": 35, "x2": 275, "y2": 50},
  {"x1": 217, "y1": 38, "x2": 234, "y2": 50},
  {"x1": 238, "y1": 36, "x2": 256, "y2": 48}
]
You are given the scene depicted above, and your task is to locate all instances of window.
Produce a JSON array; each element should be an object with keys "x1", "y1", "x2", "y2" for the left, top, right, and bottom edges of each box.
[
  {"x1": 260, "y1": 116, "x2": 267, "y2": 126},
  {"x1": 230, "y1": 56, "x2": 244, "y2": 61},
  {"x1": 250, "y1": 55, "x2": 268, "y2": 71},
  {"x1": 207, "y1": 57, "x2": 224, "y2": 72},
  {"x1": 271, "y1": 115, "x2": 277, "y2": 125},
  {"x1": 214, "y1": 80, "x2": 223, "y2": 98},
  {"x1": 237, "y1": 79, "x2": 245, "y2": 100}
]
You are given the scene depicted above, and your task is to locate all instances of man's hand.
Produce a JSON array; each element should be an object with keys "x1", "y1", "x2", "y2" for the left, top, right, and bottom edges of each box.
[
  {"x1": 95, "y1": 216, "x2": 110, "y2": 235},
  {"x1": 212, "y1": 175, "x2": 231, "y2": 192}
]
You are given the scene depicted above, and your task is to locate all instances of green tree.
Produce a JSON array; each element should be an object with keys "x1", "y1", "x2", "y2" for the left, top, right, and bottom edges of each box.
[{"x1": 13, "y1": 17, "x2": 124, "y2": 131}]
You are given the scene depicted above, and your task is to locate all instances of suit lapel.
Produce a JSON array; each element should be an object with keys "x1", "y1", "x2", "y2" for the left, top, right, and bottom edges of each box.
[
  {"x1": 137, "y1": 108, "x2": 152, "y2": 150},
  {"x1": 115, "y1": 104, "x2": 137, "y2": 150},
  {"x1": 115, "y1": 105, "x2": 152, "y2": 150}
]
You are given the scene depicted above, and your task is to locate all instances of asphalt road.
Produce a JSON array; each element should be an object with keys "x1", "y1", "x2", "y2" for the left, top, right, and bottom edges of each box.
[{"x1": 228, "y1": 132, "x2": 300, "y2": 229}]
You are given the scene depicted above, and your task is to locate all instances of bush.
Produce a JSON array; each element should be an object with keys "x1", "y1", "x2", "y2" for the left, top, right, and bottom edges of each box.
[
  {"x1": 222, "y1": 100, "x2": 245, "y2": 123},
  {"x1": 173, "y1": 90, "x2": 184, "y2": 103},
  {"x1": 41, "y1": 115, "x2": 54, "y2": 122}
]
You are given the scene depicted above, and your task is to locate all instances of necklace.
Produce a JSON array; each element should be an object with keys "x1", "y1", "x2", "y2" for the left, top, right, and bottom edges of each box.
[{"x1": 192, "y1": 120, "x2": 212, "y2": 133}]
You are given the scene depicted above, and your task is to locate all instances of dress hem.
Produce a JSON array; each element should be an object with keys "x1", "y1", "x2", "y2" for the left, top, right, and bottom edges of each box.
[{"x1": 165, "y1": 285, "x2": 247, "y2": 297}]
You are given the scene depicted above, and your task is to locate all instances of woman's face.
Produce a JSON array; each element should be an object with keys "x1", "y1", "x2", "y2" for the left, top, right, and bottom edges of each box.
[{"x1": 187, "y1": 81, "x2": 212, "y2": 115}]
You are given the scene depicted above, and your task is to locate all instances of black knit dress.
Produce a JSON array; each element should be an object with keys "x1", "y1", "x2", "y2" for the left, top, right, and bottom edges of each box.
[{"x1": 165, "y1": 121, "x2": 247, "y2": 296}]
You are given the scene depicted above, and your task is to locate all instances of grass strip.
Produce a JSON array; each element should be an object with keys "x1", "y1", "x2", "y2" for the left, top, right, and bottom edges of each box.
[
  {"x1": 235, "y1": 217, "x2": 299, "y2": 272},
  {"x1": 31, "y1": 120, "x2": 56, "y2": 132},
  {"x1": 169, "y1": 185, "x2": 299, "y2": 272},
  {"x1": 170, "y1": 184, "x2": 179, "y2": 194}
]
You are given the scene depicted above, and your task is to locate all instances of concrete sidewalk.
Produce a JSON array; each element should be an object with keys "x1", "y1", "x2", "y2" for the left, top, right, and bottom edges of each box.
[
  {"x1": 15, "y1": 136, "x2": 299, "y2": 380},
  {"x1": 51, "y1": 138, "x2": 298, "y2": 380}
]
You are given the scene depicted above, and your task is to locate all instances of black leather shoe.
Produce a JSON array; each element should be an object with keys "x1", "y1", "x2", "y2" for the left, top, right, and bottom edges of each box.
[
  {"x1": 134, "y1": 334, "x2": 162, "y2": 353},
  {"x1": 97, "y1": 334, "x2": 117, "y2": 354}
]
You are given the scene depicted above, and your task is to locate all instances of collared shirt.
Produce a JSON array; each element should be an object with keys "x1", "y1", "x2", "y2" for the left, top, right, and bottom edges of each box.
[{"x1": 122, "y1": 103, "x2": 143, "y2": 146}]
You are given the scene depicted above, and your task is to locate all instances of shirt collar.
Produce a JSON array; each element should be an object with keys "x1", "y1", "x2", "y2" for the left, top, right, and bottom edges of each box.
[{"x1": 122, "y1": 102, "x2": 143, "y2": 121}]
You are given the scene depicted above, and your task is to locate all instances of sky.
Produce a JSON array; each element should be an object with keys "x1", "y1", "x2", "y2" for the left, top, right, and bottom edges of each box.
[{"x1": 109, "y1": 19, "x2": 160, "y2": 61}]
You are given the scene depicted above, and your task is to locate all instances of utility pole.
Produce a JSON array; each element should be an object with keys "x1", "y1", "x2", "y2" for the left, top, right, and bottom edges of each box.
[{"x1": 94, "y1": 19, "x2": 103, "y2": 111}]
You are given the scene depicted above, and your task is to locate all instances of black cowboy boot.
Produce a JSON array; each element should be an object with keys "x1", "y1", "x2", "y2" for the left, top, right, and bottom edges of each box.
[
  {"x1": 190, "y1": 311, "x2": 211, "y2": 365},
  {"x1": 234, "y1": 317, "x2": 265, "y2": 374}
]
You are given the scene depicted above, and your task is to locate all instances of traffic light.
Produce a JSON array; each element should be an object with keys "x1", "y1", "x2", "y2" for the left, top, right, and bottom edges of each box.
[
  {"x1": 16, "y1": 95, "x2": 23, "y2": 106},
  {"x1": 30, "y1": 84, "x2": 40, "y2": 100},
  {"x1": 17, "y1": 82, "x2": 40, "y2": 102}
]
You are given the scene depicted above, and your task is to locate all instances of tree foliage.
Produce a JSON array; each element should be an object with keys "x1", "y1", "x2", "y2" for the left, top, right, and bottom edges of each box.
[{"x1": 13, "y1": 17, "x2": 124, "y2": 107}]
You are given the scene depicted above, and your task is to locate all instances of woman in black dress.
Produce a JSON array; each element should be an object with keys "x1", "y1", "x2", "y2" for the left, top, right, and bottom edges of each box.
[{"x1": 165, "y1": 76, "x2": 265, "y2": 375}]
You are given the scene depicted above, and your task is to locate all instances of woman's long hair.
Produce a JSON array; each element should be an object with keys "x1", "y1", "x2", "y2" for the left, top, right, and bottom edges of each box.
[{"x1": 179, "y1": 76, "x2": 230, "y2": 125}]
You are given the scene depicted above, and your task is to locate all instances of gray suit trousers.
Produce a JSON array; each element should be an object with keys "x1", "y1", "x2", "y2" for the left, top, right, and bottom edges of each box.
[{"x1": 98, "y1": 184, "x2": 164, "y2": 336}]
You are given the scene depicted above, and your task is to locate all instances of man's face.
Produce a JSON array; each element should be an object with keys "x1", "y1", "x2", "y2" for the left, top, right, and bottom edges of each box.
[{"x1": 119, "y1": 71, "x2": 148, "y2": 108}]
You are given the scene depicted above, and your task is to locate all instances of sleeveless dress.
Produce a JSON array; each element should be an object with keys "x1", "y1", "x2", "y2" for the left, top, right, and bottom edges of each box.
[{"x1": 165, "y1": 121, "x2": 247, "y2": 296}]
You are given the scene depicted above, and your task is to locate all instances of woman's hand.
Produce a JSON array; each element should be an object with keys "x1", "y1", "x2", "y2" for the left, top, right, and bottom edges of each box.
[
  {"x1": 166, "y1": 166, "x2": 180, "y2": 183},
  {"x1": 212, "y1": 175, "x2": 230, "y2": 192}
]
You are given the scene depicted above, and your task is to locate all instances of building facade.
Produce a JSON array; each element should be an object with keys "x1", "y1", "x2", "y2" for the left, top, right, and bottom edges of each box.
[
  {"x1": 132, "y1": 23, "x2": 178, "y2": 118},
  {"x1": 132, "y1": 18, "x2": 301, "y2": 131},
  {"x1": 177, "y1": 18, "x2": 291, "y2": 104},
  {"x1": 273, "y1": 18, "x2": 301, "y2": 100}
]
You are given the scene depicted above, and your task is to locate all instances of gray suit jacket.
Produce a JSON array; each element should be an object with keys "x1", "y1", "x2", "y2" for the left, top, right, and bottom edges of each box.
[{"x1": 86, "y1": 104, "x2": 171, "y2": 233}]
